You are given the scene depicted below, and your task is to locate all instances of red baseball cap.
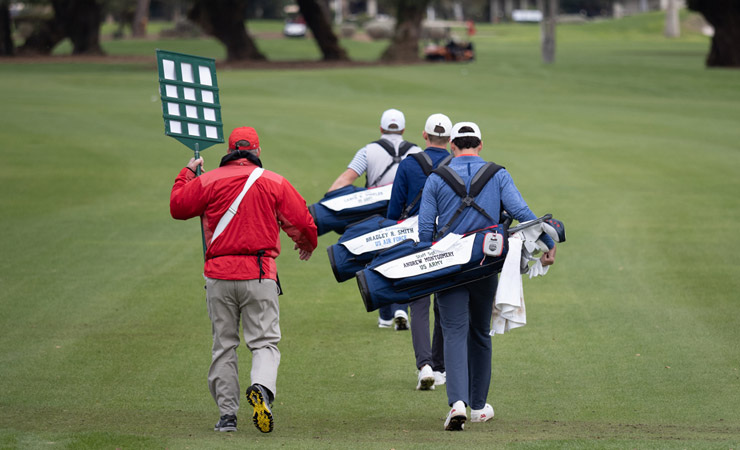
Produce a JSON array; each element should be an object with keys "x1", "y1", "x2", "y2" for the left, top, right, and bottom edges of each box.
[{"x1": 228, "y1": 127, "x2": 260, "y2": 151}]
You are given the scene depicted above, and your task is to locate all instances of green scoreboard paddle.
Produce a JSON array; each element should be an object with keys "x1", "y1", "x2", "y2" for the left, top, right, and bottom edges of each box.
[
  {"x1": 156, "y1": 49, "x2": 224, "y2": 158},
  {"x1": 157, "y1": 50, "x2": 224, "y2": 256}
]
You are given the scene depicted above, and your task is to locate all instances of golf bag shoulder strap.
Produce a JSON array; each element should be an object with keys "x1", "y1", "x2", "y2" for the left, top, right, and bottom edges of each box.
[
  {"x1": 432, "y1": 162, "x2": 504, "y2": 239},
  {"x1": 431, "y1": 165, "x2": 467, "y2": 197},
  {"x1": 371, "y1": 139, "x2": 417, "y2": 161},
  {"x1": 367, "y1": 139, "x2": 417, "y2": 187},
  {"x1": 433, "y1": 162, "x2": 503, "y2": 197},
  {"x1": 469, "y1": 162, "x2": 504, "y2": 197},
  {"x1": 438, "y1": 154, "x2": 454, "y2": 169},
  {"x1": 372, "y1": 139, "x2": 395, "y2": 158},
  {"x1": 398, "y1": 140, "x2": 416, "y2": 157},
  {"x1": 399, "y1": 154, "x2": 453, "y2": 220},
  {"x1": 410, "y1": 152, "x2": 452, "y2": 176},
  {"x1": 410, "y1": 151, "x2": 434, "y2": 175}
]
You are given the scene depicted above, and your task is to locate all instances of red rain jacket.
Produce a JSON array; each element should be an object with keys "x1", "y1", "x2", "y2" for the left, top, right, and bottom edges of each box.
[{"x1": 170, "y1": 158, "x2": 317, "y2": 281}]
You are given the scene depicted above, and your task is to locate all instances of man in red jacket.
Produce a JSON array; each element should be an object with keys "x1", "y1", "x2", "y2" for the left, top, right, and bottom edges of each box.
[{"x1": 170, "y1": 127, "x2": 318, "y2": 434}]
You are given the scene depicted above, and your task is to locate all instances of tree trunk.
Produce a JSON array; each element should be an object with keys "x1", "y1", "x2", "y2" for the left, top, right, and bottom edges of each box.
[
  {"x1": 539, "y1": 0, "x2": 556, "y2": 64},
  {"x1": 504, "y1": 0, "x2": 513, "y2": 20},
  {"x1": 427, "y1": 5, "x2": 436, "y2": 21},
  {"x1": 133, "y1": 0, "x2": 151, "y2": 38},
  {"x1": 297, "y1": 0, "x2": 349, "y2": 61},
  {"x1": 490, "y1": 0, "x2": 501, "y2": 23},
  {"x1": 16, "y1": 23, "x2": 65, "y2": 55},
  {"x1": 380, "y1": 0, "x2": 428, "y2": 62},
  {"x1": 333, "y1": 0, "x2": 345, "y2": 25},
  {"x1": 0, "y1": 1, "x2": 13, "y2": 56},
  {"x1": 17, "y1": 0, "x2": 102, "y2": 56},
  {"x1": 367, "y1": 0, "x2": 378, "y2": 17},
  {"x1": 687, "y1": 0, "x2": 740, "y2": 67},
  {"x1": 188, "y1": 0, "x2": 266, "y2": 61},
  {"x1": 52, "y1": 0, "x2": 104, "y2": 55},
  {"x1": 664, "y1": 0, "x2": 680, "y2": 38},
  {"x1": 16, "y1": 9, "x2": 66, "y2": 55},
  {"x1": 453, "y1": 1, "x2": 464, "y2": 21}
]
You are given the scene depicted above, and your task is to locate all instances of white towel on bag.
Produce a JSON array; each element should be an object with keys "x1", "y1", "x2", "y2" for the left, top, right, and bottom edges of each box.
[{"x1": 491, "y1": 235, "x2": 527, "y2": 335}]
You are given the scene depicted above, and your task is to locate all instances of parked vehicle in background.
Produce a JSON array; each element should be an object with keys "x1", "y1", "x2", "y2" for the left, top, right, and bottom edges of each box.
[
  {"x1": 512, "y1": 9, "x2": 543, "y2": 22},
  {"x1": 424, "y1": 37, "x2": 475, "y2": 62},
  {"x1": 283, "y1": 4, "x2": 307, "y2": 38}
]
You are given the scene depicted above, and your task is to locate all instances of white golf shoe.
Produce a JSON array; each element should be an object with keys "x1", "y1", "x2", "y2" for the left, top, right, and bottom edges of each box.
[
  {"x1": 416, "y1": 364, "x2": 435, "y2": 390},
  {"x1": 378, "y1": 317, "x2": 393, "y2": 328},
  {"x1": 444, "y1": 400, "x2": 467, "y2": 431},
  {"x1": 471, "y1": 403, "x2": 494, "y2": 423},
  {"x1": 393, "y1": 310, "x2": 409, "y2": 331},
  {"x1": 433, "y1": 371, "x2": 446, "y2": 386}
]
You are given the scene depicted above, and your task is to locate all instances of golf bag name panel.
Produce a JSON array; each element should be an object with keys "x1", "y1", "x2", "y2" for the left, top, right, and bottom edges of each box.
[
  {"x1": 309, "y1": 184, "x2": 392, "y2": 236},
  {"x1": 342, "y1": 215, "x2": 418, "y2": 255},
  {"x1": 356, "y1": 225, "x2": 507, "y2": 312},
  {"x1": 327, "y1": 215, "x2": 418, "y2": 283},
  {"x1": 320, "y1": 184, "x2": 392, "y2": 211},
  {"x1": 373, "y1": 232, "x2": 475, "y2": 279}
]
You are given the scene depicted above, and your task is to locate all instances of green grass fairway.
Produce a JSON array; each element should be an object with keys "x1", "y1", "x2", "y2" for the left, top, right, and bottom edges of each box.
[{"x1": 1, "y1": 12, "x2": 739, "y2": 449}]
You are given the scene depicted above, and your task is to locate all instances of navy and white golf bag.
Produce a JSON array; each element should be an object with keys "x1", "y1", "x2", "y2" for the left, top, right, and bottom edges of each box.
[
  {"x1": 355, "y1": 215, "x2": 566, "y2": 313},
  {"x1": 356, "y1": 224, "x2": 508, "y2": 312},
  {"x1": 327, "y1": 214, "x2": 419, "y2": 282},
  {"x1": 325, "y1": 153, "x2": 455, "y2": 281},
  {"x1": 308, "y1": 184, "x2": 392, "y2": 236}
]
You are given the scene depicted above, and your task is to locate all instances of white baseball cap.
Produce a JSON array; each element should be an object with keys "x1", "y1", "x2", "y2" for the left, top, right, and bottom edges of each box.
[
  {"x1": 380, "y1": 108, "x2": 405, "y2": 131},
  {"x1": 450, "y1": 122, "x2": 482, "y2": 140},
  {"x1": 424, "y1": 113, "x2": 452, "y2": 137}
]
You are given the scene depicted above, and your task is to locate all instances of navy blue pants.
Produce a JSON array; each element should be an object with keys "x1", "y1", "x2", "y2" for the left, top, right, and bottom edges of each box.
[{"x1": 436, "y1": 275, "x2": 497, "y2": 409}]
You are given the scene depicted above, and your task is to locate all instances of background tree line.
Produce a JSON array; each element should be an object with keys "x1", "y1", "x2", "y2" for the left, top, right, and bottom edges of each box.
[{"x1": 0, "y1": 0, "x2": 737, "y2": 67}]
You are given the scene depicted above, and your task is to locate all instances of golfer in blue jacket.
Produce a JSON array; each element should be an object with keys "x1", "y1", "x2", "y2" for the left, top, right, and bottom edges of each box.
[
  {"x1": 418, "y1": 122, "x2": 556, "y2": 431},
  {"x1": 387, "y1": 113, "x2": 454, "y2": 391}
]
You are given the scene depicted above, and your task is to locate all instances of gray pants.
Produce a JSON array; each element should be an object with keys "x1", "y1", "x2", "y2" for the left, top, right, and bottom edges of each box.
[
  {"x1": 409, "y1": 294, "x2": 445, "y2": 371},
  {"x1": 205, "y1": 278, "x2": 281, "y2": 416}
]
